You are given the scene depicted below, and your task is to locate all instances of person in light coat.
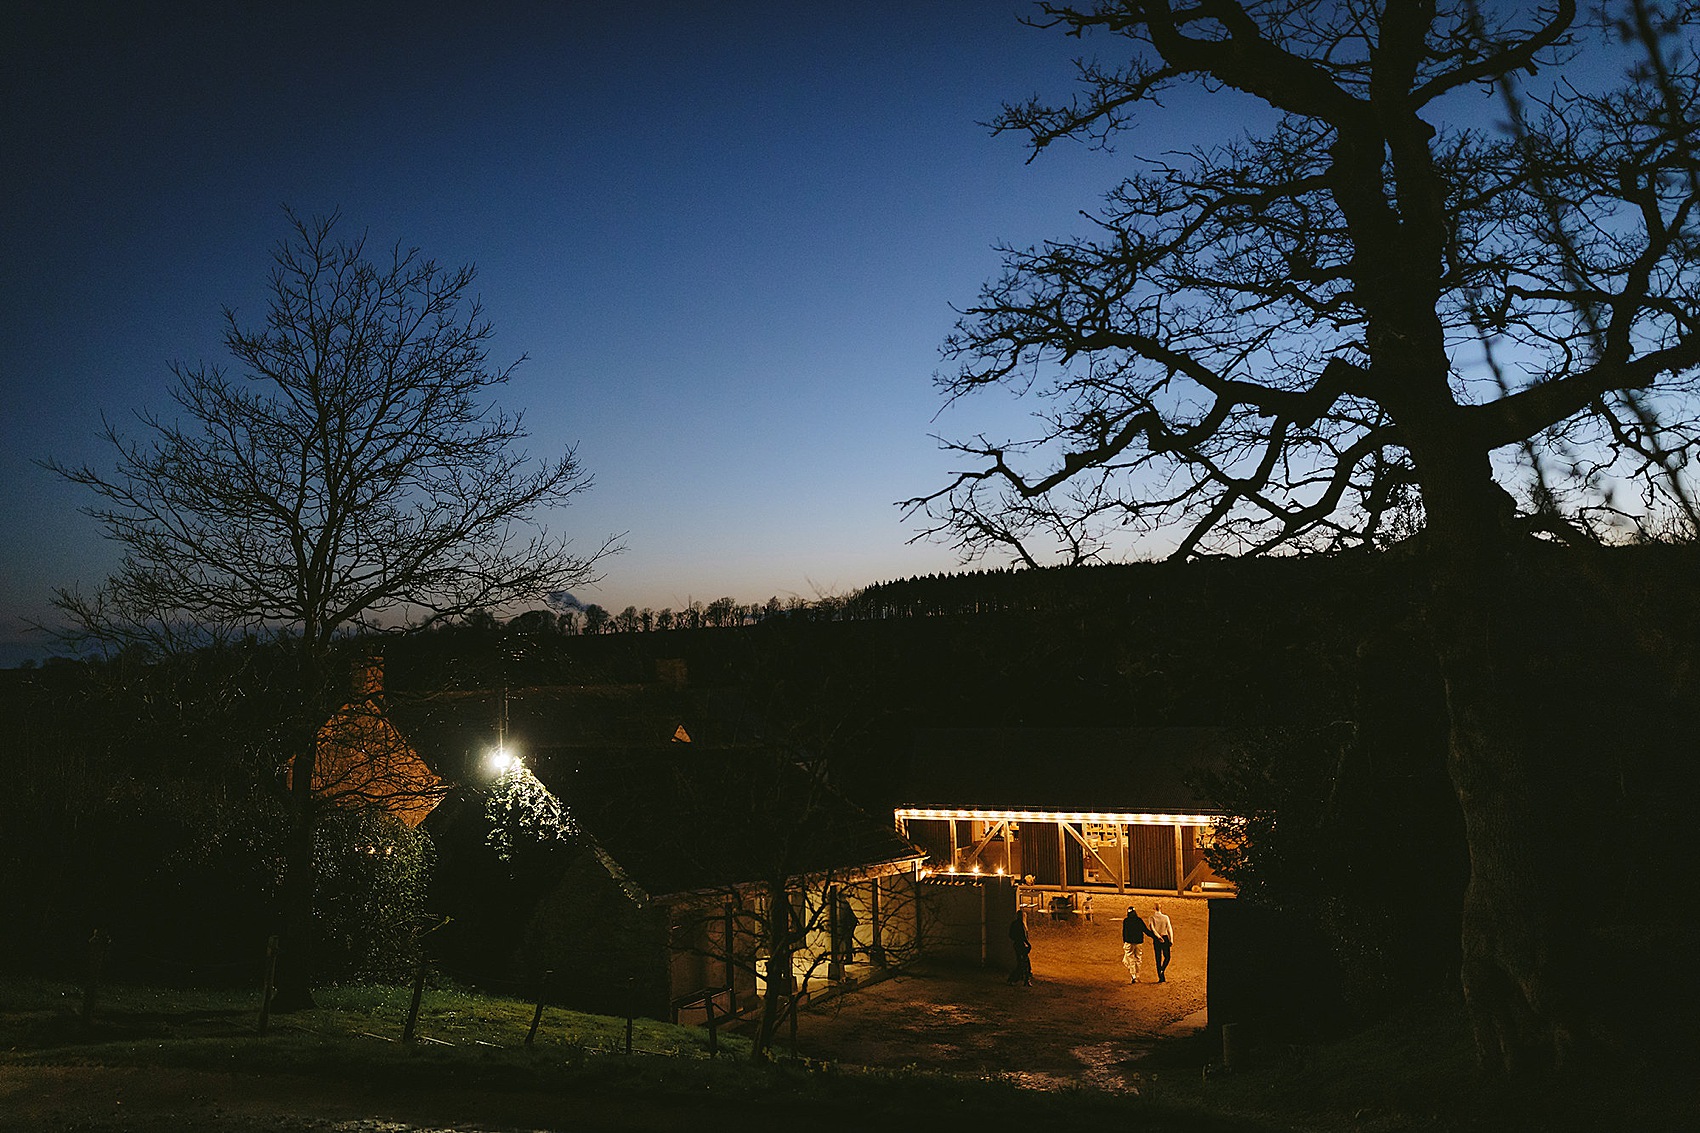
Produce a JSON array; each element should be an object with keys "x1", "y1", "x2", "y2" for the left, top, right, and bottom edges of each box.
[
  {"x1": 1149, "y1": 902, "x2": 1175, "y2": 983},
  {"x1": 1122, "y1": 906, "x2": 1151, "y2": 983}
]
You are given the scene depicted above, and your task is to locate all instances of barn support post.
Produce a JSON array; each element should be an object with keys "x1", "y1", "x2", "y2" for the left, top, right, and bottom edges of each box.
[
  {"x1": 723, "y1": 904, "x2": 737, "y2": 1015},
  {"x1": 868, "y1": 880, "x2": 886, "y2": 967},
  {"x1": 914, "y1": 865, "x2": 925, "y2": 945},
  {"x1": 1174, "y1": 825, "x2": 1186, "y2": 896},
  {"x1": 828, "y1": 885, "x2": 844, "y2": 982},
  {"x1": 1056, "y1": 822, "x2": 1069, "y2": 892},
  {"x1": 1118, "y1": 824, "x2": 1129, "y2": 894},
  {"x1": 980, "y1": 878, "x2": 989, "y2": 963}
]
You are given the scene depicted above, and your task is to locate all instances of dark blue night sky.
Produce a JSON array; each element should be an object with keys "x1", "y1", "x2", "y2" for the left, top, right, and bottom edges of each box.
[{"x1": 1, "y1": 1, "x2": 1235, "y2": 662}]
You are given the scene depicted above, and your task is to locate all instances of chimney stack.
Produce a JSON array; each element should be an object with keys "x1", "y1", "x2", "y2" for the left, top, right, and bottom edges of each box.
[{"x1": 354, "y1": 655, "x2": 384, "y2": 699}]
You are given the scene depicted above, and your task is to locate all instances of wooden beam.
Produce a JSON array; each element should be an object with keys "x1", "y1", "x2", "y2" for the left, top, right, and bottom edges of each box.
[
  {"x1": 1058, "y1": 820, "x2": 1124, "y2": 886},
  {"x1": 868, "y1": 880, "x2": 886, "y2": 966},
  {"x1": 961, "y1": 819, "x2": 1009, "y2": 868},
  {"x1": 723, "y1": 903, "x2": 737, "y2": 1015},
  {"x1": 1173, "y1": 825, "x2": 1185, "y2": 896},
  {"x1": 827, "y1": 885, "x2": 843, "y2": 983},
  {"x1": 1117, "y1": 824, "x2": 1128, "y2": 894},
  {"x1": 1180, "y1": 857, "x2": 1214, "y2": 891}
]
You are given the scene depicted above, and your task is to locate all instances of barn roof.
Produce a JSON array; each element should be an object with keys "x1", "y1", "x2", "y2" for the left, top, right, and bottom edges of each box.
[
  {"x1": 898, "y1": 726, "x2": 1230, "y2": 817},
  {"x1": 536, "y1": 745, "x2": 924, "y2": 899},
  {"x1": 408, "y1": 690, "x2": 926, "y2": 901}
]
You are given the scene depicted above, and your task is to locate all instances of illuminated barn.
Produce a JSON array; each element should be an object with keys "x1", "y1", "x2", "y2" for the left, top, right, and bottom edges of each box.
[
  {"x1": 405, "y1": 682, "x2": 927, "y2": 1024},
  {"x1": 895, "y1": 727, "x2": 1233, "y2": 895},
  {"x1": 519, "y1": 745, "x2": 928, "y2": 1024}
]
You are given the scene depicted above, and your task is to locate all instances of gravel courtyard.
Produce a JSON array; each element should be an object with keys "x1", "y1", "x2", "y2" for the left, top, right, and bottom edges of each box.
[{"x1": 793, "y1": 893, "x2": 1211, "y2": 1090}]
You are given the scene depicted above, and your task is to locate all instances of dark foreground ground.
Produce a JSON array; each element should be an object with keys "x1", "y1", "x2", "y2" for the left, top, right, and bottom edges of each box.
[
  {"x1": 7, "y1": 891, "x2": 1692, "y2": 1132},
  {"x1": 0, "y1": 897, "x2": 1224, "y2": 1132}
]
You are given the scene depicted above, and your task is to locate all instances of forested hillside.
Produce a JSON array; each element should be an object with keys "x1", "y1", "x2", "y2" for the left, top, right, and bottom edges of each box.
[{"x1": 5, "y1": 545, "x2": 1695, "y2": 1025}]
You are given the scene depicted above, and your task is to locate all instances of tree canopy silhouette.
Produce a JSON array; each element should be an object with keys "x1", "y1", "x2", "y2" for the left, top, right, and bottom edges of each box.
[
  {"x1": 46, "y1": 208, "x2": 616, "y2": 1008},
  {"x1": 908, "y1": 1, "x2": 1700, "y2": 1075}
]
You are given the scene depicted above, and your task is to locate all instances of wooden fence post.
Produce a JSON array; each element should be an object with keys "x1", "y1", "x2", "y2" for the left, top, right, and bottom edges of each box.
[
  {"x1": 624, "y1": 977, "x2": 635, "y2": 1055},
  {"x1": 525, "y1": 971, "x2": 551, "y2": 1048},
  {"x1": 80, "y1": 928, "x2": 110, "y2": 1033},
  {"x1": 402, "y1": 964, "x2": 426, "y2": 1043},
  {"x1": 257, "y1": 935, "x2": 279, "y2": 1034}
]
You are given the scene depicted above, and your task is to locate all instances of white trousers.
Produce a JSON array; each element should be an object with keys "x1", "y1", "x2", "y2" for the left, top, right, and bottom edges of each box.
[{"x1": 1122, "y1": 941, "x2": 1142, "y2": 980}]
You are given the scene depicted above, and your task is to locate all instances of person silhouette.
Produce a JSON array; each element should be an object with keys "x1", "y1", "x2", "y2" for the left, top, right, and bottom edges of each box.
[
  {"x1": 1122, "y1": 906, "x2": 1151, "y2": 983},
  {"x1": 1149, "y1": 902, "x2": 1174, "y2": 983},
  {"x1": 1007, "y1": 910, "x2": 1034, "y2": 986}
]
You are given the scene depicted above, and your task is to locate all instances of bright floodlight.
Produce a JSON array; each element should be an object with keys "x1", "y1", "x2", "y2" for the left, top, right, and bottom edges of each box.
[{"x1": 488, "y1": 747, "x2": 519, "y2": 775}]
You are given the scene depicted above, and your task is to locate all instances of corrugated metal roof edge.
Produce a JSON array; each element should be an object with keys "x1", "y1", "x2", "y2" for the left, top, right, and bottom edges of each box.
[{"x1": 646, "y1": 850, "x2": 929, "y2": 906}]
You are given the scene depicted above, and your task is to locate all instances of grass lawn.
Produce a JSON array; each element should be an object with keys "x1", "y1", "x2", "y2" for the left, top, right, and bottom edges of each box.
[
  {"x1": 1, "y1": 976, "x2": 1693, "y2": 1132},
  {"x1": 0, "y1": 975, "x2": 1245, "y2": 1131}
]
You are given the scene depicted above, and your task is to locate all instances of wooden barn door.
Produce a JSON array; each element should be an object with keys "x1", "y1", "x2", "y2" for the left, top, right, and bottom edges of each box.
[
  {"x1": 1124, "y1": 824, "x2": 1178, "y2": 890},
  {"x1": 1021, "y1": 820, "x2": 1062, "y2": 885}
]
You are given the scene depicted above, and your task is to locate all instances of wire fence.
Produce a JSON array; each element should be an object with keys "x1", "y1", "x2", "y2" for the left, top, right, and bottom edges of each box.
[{"x1": 59, "y1": 927, "x2": 739, "y2": 1058}]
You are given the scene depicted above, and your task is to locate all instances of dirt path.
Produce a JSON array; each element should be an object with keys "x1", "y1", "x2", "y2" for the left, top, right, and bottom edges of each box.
[{"x1": 794, "y1": 893, "x2": 1210, "y2": 1089}]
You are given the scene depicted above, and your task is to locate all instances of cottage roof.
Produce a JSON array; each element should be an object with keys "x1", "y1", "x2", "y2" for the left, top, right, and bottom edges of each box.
[
  {"x1": 308, "y1": 698, "x2": 445, "y2": 828},
  {"x1": 407, "y1": 685, "x2": 927, "y2": 902},
  {"x1": 898, "y1": 726, "x2": 1230, "y2": 816},
  {"x1": 389, "y1": 683, "x2": 704, "y2": 766}
]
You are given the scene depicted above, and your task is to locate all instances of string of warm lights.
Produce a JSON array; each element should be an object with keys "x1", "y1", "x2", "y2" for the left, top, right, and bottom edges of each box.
[
  {"x1": 894, "y1": 807, "x2": 1219, "y2": 827},
  {"x1": 916, "y1": 863, "x2": 1008, "y2": 880}
]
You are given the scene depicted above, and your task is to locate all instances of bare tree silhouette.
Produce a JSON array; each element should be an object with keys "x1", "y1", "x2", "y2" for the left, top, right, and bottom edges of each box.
[{"x1": 45, "y1": 209, "x2": 616, "y2": 1008}]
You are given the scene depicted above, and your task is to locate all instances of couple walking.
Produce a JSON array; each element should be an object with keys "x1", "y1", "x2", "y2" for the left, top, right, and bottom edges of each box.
[{"x1": 1122, "y1": 903, "x2": 1174, "y2": 983}]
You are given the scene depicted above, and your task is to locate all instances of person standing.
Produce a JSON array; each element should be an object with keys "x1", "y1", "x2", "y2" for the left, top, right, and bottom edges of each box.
[
  {"x1": 1122, "y1": 906, "x2": 1151, "y2": 983},
  {"x1": 1007, "y1": 910, "x2": 1034, "y2": 986},
  {"x1": 1149, "y1": 902, "x2": 1175, "y2": 983},
  {"x1": 836, "y1": 897, "x2": 859, "y2": 968}
]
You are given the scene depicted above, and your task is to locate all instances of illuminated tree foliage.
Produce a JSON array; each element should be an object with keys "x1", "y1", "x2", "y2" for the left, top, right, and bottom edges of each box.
[
  {"x1": 46, "y1": 209, "x2": 614, "y2": 1008},
  {"x1": 485, "y1": 765, "x2": 577, "y2": 864},
  {"x1": 910, "y1": 1, "x2": 1700, "y2": 1074},
  {"x1": 312, "y1": 807, "x2": 433, "y2": 982}
]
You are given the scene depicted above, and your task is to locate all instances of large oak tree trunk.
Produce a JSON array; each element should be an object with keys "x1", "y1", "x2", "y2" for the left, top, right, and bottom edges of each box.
[
  {"x1": 268, "y1": 656, "x2": 330, "y2": 1013},
  {"x1": 1420, "y1": 459, "x2": 1589, "y2": 1073}
]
